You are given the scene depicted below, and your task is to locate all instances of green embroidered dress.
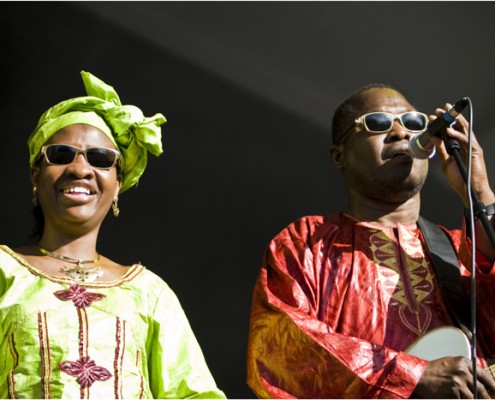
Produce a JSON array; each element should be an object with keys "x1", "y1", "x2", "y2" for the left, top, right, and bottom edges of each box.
[{"x1": 0, "y1": 245, "x2": 225, "y2": 399}]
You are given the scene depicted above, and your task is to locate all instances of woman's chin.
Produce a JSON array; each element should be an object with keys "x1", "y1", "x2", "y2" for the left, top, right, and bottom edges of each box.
[{"x1": 51, "y1": 208, "x2": 106, "y2": 229}]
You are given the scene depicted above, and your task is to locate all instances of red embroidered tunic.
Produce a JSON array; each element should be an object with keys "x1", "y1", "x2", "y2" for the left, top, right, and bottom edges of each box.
[{"x1": 247, "y1": 213, "x2": 495, "y2": 398}]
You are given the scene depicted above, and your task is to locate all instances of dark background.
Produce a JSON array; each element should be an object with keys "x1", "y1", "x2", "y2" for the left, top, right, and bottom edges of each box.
[{"x1": 1, "y1": 2, "x2": 495, "y2": 398}]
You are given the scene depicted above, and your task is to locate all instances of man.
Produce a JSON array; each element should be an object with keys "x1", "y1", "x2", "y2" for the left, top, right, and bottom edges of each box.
[{"x1": 246, "y1": 83, "x2": 495, "y2": 398}]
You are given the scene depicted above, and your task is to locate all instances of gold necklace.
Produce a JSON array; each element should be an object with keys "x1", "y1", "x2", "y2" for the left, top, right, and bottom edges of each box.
[{"x1": 38, "y1": 247, "x2": 103, "y2": 283}]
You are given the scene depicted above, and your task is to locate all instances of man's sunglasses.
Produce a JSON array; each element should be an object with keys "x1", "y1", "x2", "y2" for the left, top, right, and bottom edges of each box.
[
  {"x1": 39, "y1": 144, "x2": 120, "y2": 169},
  {"x1": 338, "y1": 111, "x2": 429, "y2": 144}
]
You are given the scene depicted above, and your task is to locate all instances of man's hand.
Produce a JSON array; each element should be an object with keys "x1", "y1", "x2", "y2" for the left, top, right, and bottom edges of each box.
[
  {"x1": 412, "y1": 356, "x2": 495, "y2": 399},
  {"x1": 431, "y1": 103, "x2": 495, "y2": 261},
  {"x1": 431, "y1": 103, "x2": 495, "y2": 208}
]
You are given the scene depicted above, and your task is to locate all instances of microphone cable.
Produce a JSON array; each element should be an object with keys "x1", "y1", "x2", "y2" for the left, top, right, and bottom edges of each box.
[{"x1": 464, "y1": 97, "x2": 478, "y2": 398}]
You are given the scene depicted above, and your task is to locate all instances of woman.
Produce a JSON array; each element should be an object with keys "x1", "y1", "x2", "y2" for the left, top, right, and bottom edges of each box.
[{"x1": 0, "y1": 71, "x2": 225, "y2": 399}]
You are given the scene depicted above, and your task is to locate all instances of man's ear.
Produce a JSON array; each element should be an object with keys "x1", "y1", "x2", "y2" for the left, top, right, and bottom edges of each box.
[{"x1": 329, "y1": 144, "x2": 345, "y2": 170}]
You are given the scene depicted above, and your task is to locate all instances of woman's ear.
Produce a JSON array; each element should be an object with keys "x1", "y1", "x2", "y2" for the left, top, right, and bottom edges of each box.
[
  {"x1": 329, "y1": 144, "x2": 345, "y2": 170},
  {"x1": 114, "y1": 179, "x2": 122, "y2": 199},
  {"x1": 30, "y1": 166, "x2": 40, "y2": 187}
]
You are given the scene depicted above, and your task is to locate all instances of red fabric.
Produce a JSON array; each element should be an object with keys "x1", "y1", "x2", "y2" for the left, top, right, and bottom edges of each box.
[{"x1": 247, "y1": 213, "x2": 495, "y2": 398}]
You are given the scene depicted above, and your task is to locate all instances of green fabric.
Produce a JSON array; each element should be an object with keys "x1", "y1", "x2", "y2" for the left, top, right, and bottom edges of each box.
[
  {"x1": 0, "y1": 245, "x2": 226, "y2": 399},
  {"x1": 27, "y1": 71, "x2": 166, "y2": 193}
]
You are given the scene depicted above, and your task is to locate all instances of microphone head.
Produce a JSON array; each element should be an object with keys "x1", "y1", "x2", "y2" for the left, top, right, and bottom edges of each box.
[
  {"x1": 453, "y1": 98, "x2": 469, "y2": 113},
  {"x1": 408, "y1": 132, "x2": 436, "y2": 159}
]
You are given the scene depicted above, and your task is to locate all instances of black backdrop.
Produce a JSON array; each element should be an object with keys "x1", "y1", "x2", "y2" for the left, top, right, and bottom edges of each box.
[{"x1": 1, "y1": 2, "x2": 495, "y2": 398}]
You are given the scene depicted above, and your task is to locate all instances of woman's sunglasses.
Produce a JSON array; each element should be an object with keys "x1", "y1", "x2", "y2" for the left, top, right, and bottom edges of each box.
[
  {"x1": 338, "y1": 111, "x2": 429, "y2": 144},
  {"x1": 39, "y1": 144, "x2": 120, "y2": 169}
]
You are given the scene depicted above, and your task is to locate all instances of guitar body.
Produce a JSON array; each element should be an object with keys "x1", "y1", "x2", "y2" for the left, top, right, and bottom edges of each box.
[{"x1": 406, "y1": 326, "x2": 471, "y2": 361}]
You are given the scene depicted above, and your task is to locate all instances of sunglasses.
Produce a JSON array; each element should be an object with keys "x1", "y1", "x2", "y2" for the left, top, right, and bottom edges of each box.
[
  {"x1": 39, "y1": 144, "x2": 120, "y2": 169},
  {"x1": 338, "y1": 111, "x2": 428, "y2": 144}
]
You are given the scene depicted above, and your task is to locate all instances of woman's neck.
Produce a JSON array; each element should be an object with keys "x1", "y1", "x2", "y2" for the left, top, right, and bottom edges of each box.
[{"x1": 38, "y1": 224, "x2": 101, "y2": 260}]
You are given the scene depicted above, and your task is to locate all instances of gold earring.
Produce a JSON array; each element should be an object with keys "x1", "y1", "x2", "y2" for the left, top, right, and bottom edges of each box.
[
  {"x1": 32, "y1": 186, "x2": 38, "y2": 207},
  {"x1": 112, "y1": 197, "x2": 120, "y2": 217}
]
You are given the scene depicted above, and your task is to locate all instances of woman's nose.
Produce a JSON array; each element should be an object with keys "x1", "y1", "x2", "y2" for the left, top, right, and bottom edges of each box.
[{"x1": 65, "y1": 153, "x2": 94, "y2": 178}]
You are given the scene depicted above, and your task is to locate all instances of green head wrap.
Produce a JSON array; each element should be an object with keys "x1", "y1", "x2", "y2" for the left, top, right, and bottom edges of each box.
[{"x1": 27, "y1": 71, "x2": 166, "y2": 193}]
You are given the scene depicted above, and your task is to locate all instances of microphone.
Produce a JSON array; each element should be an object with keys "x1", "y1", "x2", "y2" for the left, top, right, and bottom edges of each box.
[{"x1": 408, "y1": 98, "x2": 469, "y2": 159}]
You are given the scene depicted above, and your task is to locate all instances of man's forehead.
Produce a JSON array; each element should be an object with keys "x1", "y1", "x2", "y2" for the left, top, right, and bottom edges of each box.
[{"x1": 358, "y1": 88, "x2": 415, "y2": 113}]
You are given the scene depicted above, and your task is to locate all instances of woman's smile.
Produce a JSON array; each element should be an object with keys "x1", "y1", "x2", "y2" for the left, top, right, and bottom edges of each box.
[{"x1": 59, "y1": 183, "x2": 97, "y2": 204}]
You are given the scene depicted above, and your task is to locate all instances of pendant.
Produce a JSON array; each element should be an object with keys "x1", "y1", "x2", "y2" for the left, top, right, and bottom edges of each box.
[{"x1": 60, "y1": 265, "x2": 103, "y2": 283}]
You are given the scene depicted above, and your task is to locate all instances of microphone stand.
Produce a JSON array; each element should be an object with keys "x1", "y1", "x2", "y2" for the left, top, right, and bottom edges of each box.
[{"x1": 439, "y1": 126, "x2": 495, "y2": 399}]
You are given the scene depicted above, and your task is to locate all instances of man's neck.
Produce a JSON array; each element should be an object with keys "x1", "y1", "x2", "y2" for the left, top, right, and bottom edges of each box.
[{"x1": 346, "y1": 193, "x2": 420, "y2": 228}]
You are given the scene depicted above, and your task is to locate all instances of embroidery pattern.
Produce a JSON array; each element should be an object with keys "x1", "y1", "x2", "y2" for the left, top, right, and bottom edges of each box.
[
  {"x1": 59, "y1": 356, "x2": 112, "y2": 389},
  {"x1": 0, "y1": 245, "x2": 144, "y2": 287},
  {"x1": 8, "y1": 371, "x2": 15, "y2": 399},
  {"x1": 7, "y1": 334, "x2": 18, "y2": 398},
  {"x1": 114, "y1": 318, "x2": 124, "y2": 399},
  {"x1": 54, "y1": 284, "x2": 106, "y2": 308},
  {"x1": 371, "y1": 227, "x2": 435, "y2": 335},
  {"x1": 38, "y1": 312, "x2": 51, "y2": 399},
  {"x1": 53, "y1": 284, "x2": 112, "y2": 396},
  {"x1": 136, "y1": 349, "x2": 144, "y2": 399}
]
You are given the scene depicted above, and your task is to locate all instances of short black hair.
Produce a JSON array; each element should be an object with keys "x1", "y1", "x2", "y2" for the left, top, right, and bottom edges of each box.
[{"x1": 331, "y1": 83, "x2": 401, "y2": 144}]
